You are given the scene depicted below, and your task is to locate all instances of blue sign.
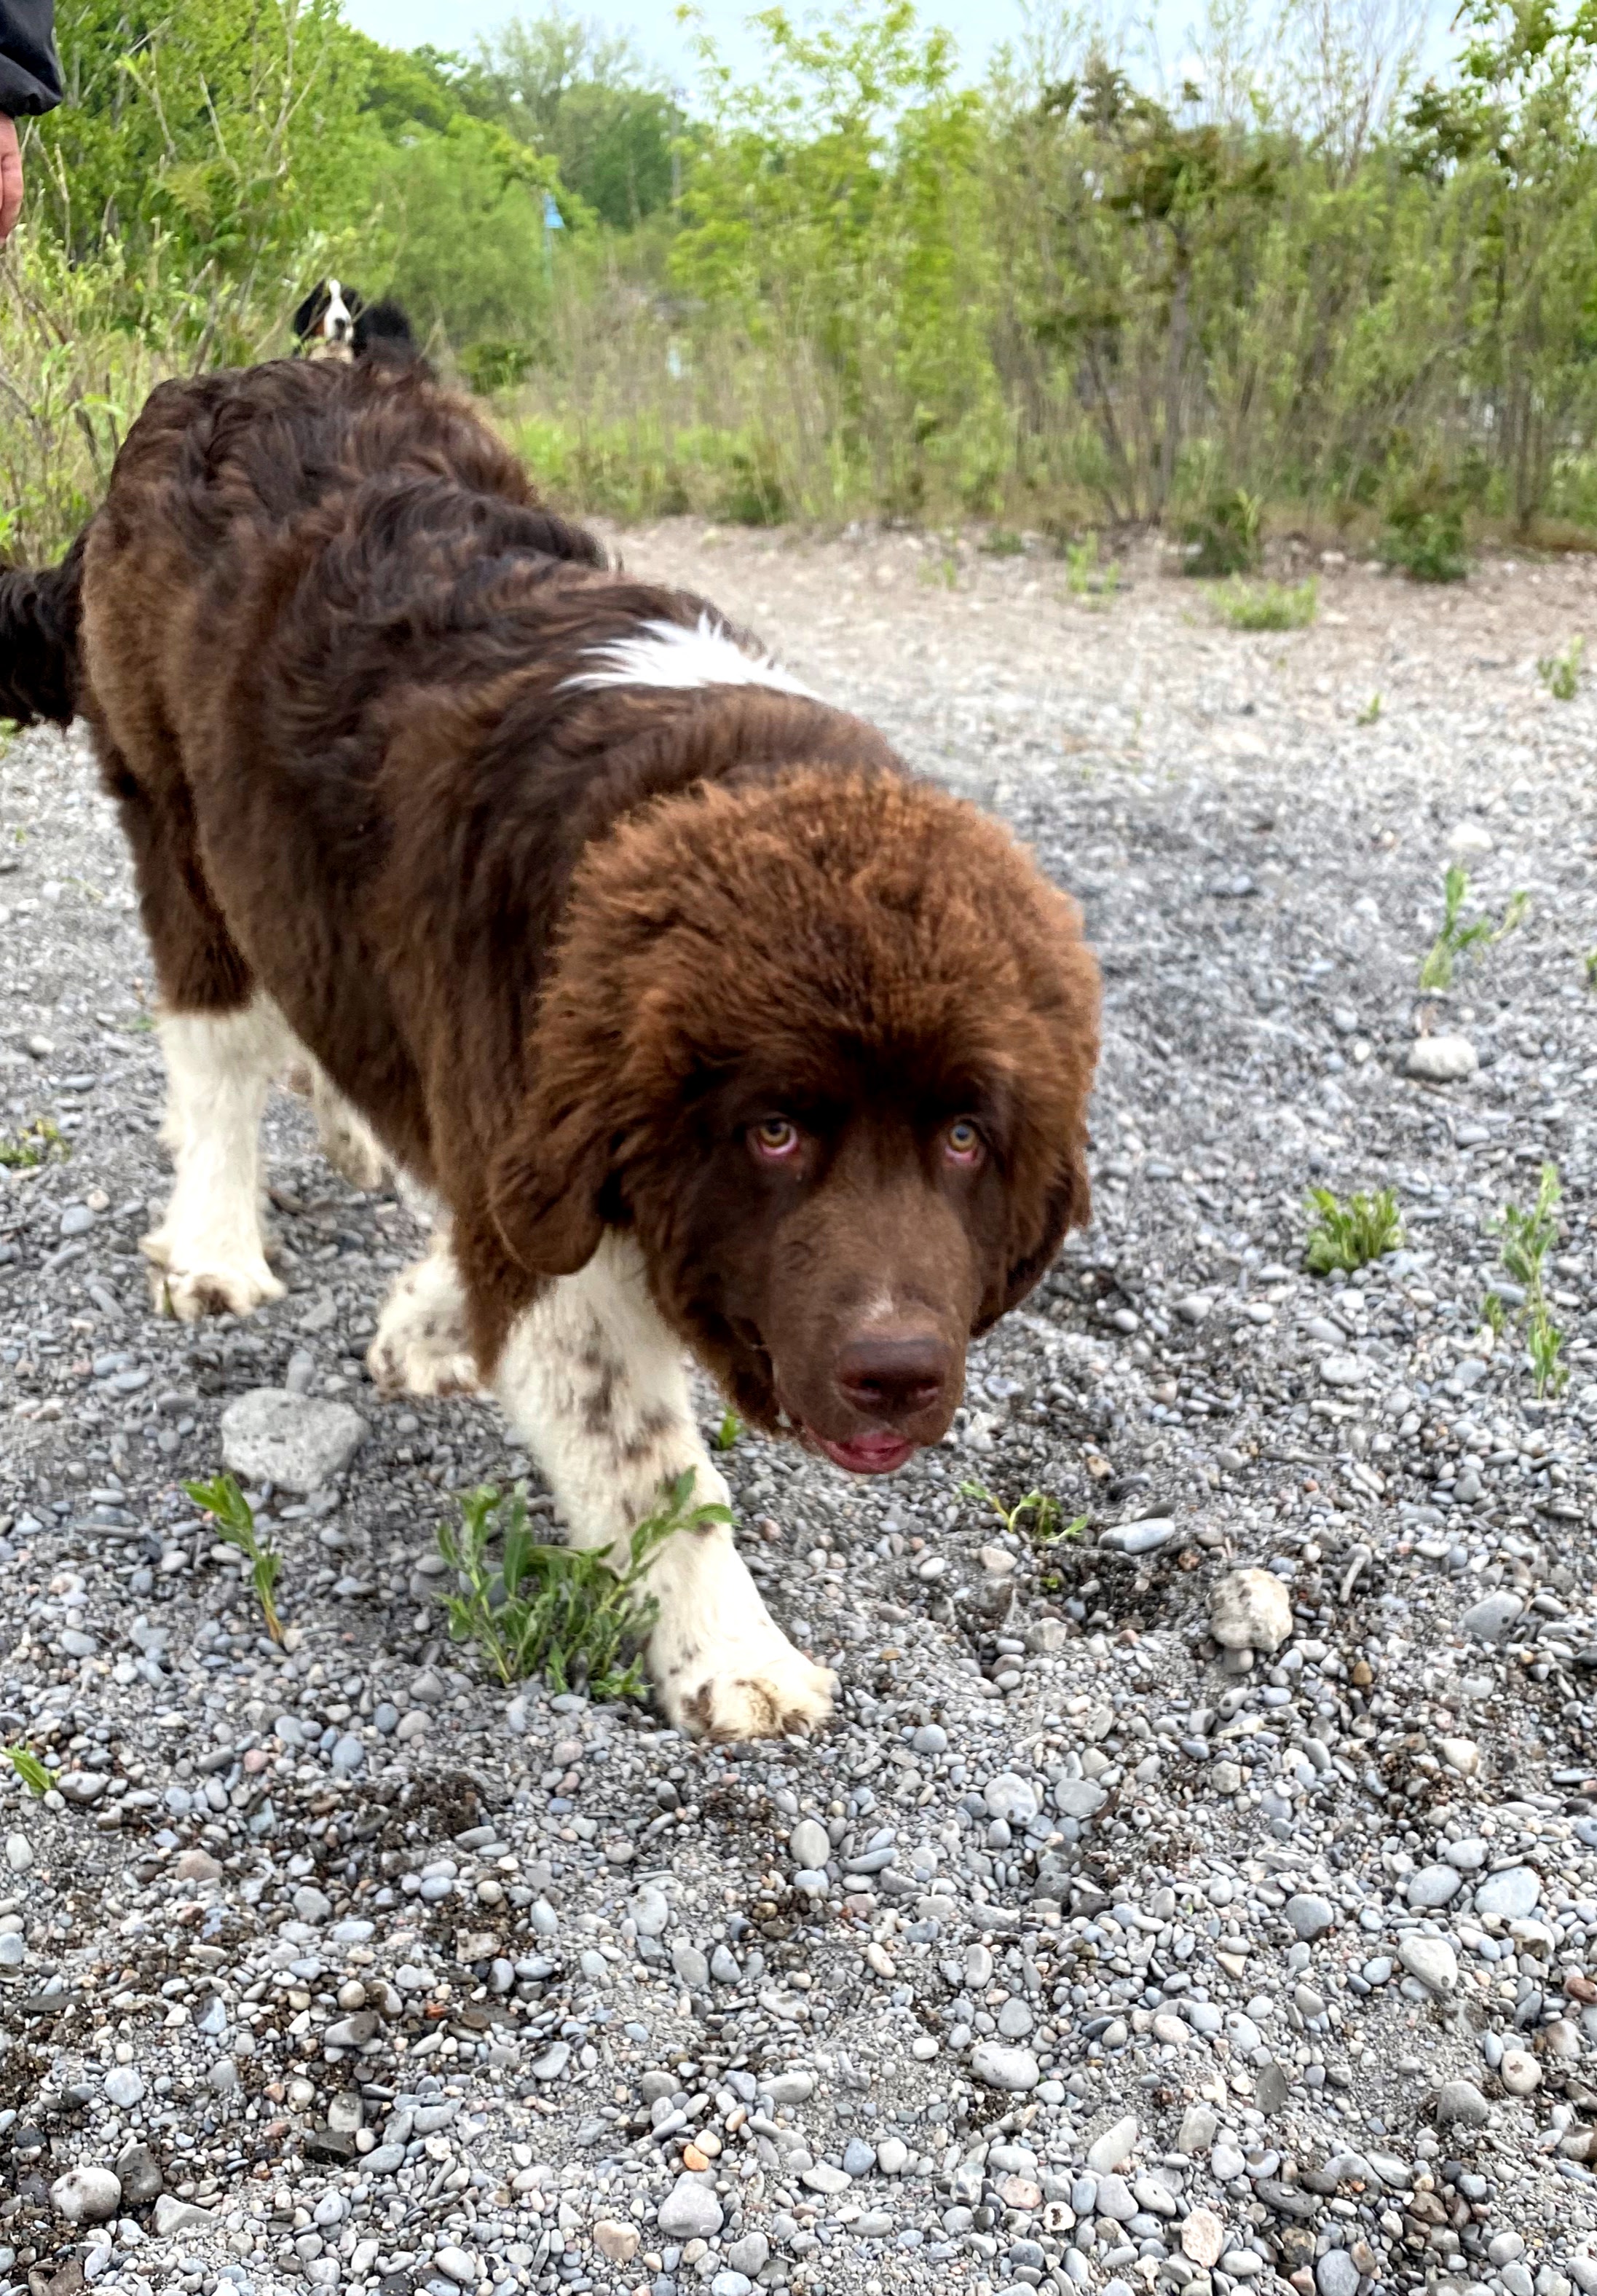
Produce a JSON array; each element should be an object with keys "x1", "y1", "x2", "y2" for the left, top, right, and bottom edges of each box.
[{"x1": 543, "y1": 193, "x2": 564, "y2": 231}]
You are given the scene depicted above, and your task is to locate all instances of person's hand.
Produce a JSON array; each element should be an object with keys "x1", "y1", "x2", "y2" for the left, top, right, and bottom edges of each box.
[{"x1": 0, "y1": 115, "x2": 23, "y2": 246}]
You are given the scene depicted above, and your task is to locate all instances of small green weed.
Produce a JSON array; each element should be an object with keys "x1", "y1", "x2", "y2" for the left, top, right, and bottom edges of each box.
[
  {"x1": 436, "y1": 1471, "x2": 729, "y2": 1694},
  {"x1": 186, "y1": 1472, "x2": 284, "y2": 1644},
  {"x1": 1357, "y1": 692, "x2": 1383, "y2": 725},
  {"x1": 919, "y1": 545, "x2": 960, "y2": 590},
  {"x1": 0, "y1": 1116, "x2": 68, "y2": 1169},
  {"x1": 1209, "y1": 577, "x2": 1318, "y2": 631},
  {"x1": 1179, "y1": 487, "x2": 1261, "y2": 577},
  {"x1": 1304, "y1": 1186, "x2": 1403, "y2": 1274},
  {"x1": 1585, "y1": 949, "x2": 1597, "y2": 990},
  {"x1": 1492, "y1": 1162, "x2": 1569, "y2": 1397},
  {"x1": 2, "y1": 1743, "x2": 55, "y2": 1796},
  {"x1": 1062, "y1": 533, "x2": 1122, "y2": 604},
  {"x1": 1419, "y1": 864, "x2": 1529, "y2": 991},
  {"x1": 713, "y1": 1409, "x2": 742, "y2": 1451},
  {"x1": 1480, "y1": 1290, "x2": 1508, "y2": 1337},
  {"x1": 1381, "y1": 507, "x2": 1468, "y2": 583},
  {"x1": 981, "y1": 528, "x2": 1026, "y2": 556},
  {"x1": 962, "y1": 1480, "x2": 1087, "y2": 1547},
  {"x1": 1537, "y1": 636, "x2": 1585, "y2": 701}
]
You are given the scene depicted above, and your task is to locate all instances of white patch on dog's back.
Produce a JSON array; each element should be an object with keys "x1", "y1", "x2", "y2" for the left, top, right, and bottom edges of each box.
[{"x1": 563, "y1": 611, "x2": 815, "y2": 698}]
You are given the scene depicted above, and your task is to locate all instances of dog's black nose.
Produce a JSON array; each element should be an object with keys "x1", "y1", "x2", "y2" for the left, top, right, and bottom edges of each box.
[{"x1": 835, "y1": 1332, "x2": 950, "y2": 1421}]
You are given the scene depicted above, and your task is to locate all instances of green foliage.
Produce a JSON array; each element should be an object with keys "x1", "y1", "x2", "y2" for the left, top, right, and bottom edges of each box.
[
  {"x1": 1492, "y1": 1164, "x2": 1569, "y2": 1397},
  {"x1": 1, "y1": 1743, "x2": 55, "y2": 1796},
  {"x1": 1380, "y1": 505, "x2": 1469, "y2": 583},
  {"x1": 1062, "y1": 532, "x2": 1122, "y2": 601},
  {"x1": 1180, "y1": 489, "x2": 1262, "y2": 577},
  {"x1": 457, "y1": 14, "x2": 682, "y2": 229},
  {"x1": 961, "y1": 1479, "x2": 1086, "y2": 1545},
  {"x1": 1209, "y1": 576, "x2": 1318, "y2": 630},
  {"x1": 1419, "y1": 864, "x2": 1529, "y2": 991},
  {"x1": 1357, "y1": 692, "x2": 1384, "y2": 725},
  {"x1": 0, "y1": 1116, "x2": 68, "y2": 1169},
  {"x1": 435, "y1": 1471, "x2": 730, "y2": 1693},
  {"x1": 713, "y1": 1409, "x2": 742, "y2": 1451},
  {"x1": 186, "y1": 1472, "x2": 284, "y2": 1644},
  {"x1": 13, "y1": 1, "x2": 1597, "y2": 549},
  {"x1": 1304, "y1": 1186, "x2": 1403, "y2": 1274},
  {"x1": 1538, "y1": 635, "x2": 1585, "y2": 698}
]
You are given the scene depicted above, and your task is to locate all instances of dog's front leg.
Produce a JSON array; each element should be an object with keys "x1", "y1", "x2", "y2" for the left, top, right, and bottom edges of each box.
[{"x1": 490, "y1": 1232, "x2": 835, "y2": 1740}]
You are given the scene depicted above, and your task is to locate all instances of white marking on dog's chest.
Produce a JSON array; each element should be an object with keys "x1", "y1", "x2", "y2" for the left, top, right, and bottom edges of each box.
[{"x1": 562, "y1": 611, "x2": 815, "y2": 698}]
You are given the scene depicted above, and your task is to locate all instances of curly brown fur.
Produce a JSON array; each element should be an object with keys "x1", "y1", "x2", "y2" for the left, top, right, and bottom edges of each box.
[{"x1": 63, "y1": 344, "x2": 1099, "y2": 1497}]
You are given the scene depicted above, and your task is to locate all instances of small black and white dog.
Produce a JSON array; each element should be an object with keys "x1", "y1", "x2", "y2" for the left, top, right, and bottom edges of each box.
[{"x1": 291, "y1": 280, "x2": 416, "y2": 366}]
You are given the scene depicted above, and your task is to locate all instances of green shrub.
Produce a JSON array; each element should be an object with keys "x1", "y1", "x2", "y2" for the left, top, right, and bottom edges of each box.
[
  {"x1": 1209, "y1": 577, "x2": 1318, "y2": 631},
  {"x1": 1381, "y1": 508, "x2": 1468, "y2": 583},
  {"x1": 1179, "y1": 489, "x2": 1262, "y2": 577},
  {"x1": 1304, "y1": 1186, "x2": 1403, "y2": 1274}
]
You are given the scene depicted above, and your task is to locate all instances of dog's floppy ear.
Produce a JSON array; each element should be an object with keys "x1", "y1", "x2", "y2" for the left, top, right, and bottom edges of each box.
[
  {"x1": 986, "y1": 1143, "x2": 1092, "y2": 1328},
  {"x1": 290, "y1": 283, "x2": 326, "y2": 344},
  {"x1": 484, "y1": 1092, "x2": 612, "y2": 1279}
]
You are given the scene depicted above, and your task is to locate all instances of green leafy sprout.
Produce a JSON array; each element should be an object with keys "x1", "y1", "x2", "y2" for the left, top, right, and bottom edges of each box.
[
  {"x1": 0, "y1": 1116, "x2": 68, "y2": 1169},
  {"x1": 1492, "y1": 1162, "x2": 1569, "y2": 1397},
  {"x1": 1304, "y1": 1186, "x2": 1403, "y2": 1275},
  {"x1": 435, "y1": 1470, "x2": 730, "y2": 1694},
  {"x1": 1207, "y1": 576, "x2": 1318, "y2": 631},
  {"x1": 1062, "y1": 532, "x2": 1122, "y2": 604},
  {"x1": 1357, "y1": 692, "x2": 1383, "y2": 725},
  {"x1": 713, "y1": 1408, "x2": 742, "y2": 1451},
  {"x1": 962, "y1": 1480, "x2": 1087, "y2": 1547},
  {"x1": 1419, "y1": 864, "x2": 1529, "y2": 992},
  {"x1": 186, "y1": 1472, "x2": 285, "y2": 1644},
  {"x1": 1537, "y1": 636, "x2": 1584, "y2": 701},
  {"x1": 2, "y1": 1743, "x2": 55, "y2": 1796}
]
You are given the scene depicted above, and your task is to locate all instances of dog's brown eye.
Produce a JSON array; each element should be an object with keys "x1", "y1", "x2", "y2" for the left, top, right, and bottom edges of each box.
[
  {"x1": 752, "y1": 1116, "x2": 801, "y2": 1161},
  {"x1": 945, "y1": 1119, "x2": 983, "y2": 1166}
]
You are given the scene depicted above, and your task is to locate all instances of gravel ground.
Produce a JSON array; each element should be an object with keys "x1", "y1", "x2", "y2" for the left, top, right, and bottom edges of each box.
[{"x1": 4, "y1": 526, "x2": 1597, "y2": 2296}]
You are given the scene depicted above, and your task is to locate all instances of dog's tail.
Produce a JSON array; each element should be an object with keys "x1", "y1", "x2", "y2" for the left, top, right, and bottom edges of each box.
[
  {"x1": 352, "y1": 299, "x2": 419, "y2": 371},
  {"x1": 0, "y1": 527, "x2": 85, "y2": 727}
]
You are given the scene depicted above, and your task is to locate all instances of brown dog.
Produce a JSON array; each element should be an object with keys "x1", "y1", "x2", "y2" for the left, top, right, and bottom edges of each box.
[{"x1": 0, "y1": 354, "x2": 1100, "y2": 1738}]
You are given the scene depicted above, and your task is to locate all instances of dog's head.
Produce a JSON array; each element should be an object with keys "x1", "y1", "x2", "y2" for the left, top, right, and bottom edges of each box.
[
  {"x1": 491, "y1": 768, "x2": 1100, "y2": 1472},
  {"x1": 291, "y1": 277, "x2": 362, "y2": 358}
]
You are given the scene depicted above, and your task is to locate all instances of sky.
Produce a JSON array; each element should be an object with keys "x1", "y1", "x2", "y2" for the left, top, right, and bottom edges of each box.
[
  {"x1": 345, "y1": 0, "x2": 1451, "y2": 94},
  {"x1": 347, "y1": 0, "x2": 1041, "y2": 84}
]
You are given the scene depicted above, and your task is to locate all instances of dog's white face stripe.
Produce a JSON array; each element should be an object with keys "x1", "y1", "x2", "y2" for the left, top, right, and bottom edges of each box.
[
  {"x1": 323, "y1": 279, "x2": 352, "y2": 342},
  {"x1": 562, "y1": 611, "x2": 815, "y2": 698}
]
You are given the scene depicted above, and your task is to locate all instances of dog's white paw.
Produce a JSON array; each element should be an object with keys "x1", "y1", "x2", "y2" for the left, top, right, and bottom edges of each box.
[
  {"x1": 650, "y1": 1539, "x2": 837, "y2": 1740},
  {"x1": 142, "y1": 1231, "x2": 284, "y2": 1322},
  {"x1": 657, "y1": 1630, "x2": 837, "y2": 1742},
  {"x1": 368, "y1": 1256, "x2": 478, "y2": 1397},
  {"x1": 318, "y1": 1113, "x2": 389, "y2": 1194}
]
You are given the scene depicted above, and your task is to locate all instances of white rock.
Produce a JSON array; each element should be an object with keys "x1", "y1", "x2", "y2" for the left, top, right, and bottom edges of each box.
[
  {"x1": 220, "y1": 1388, "x2": 368, "y2": 1494},
  {"x1": 432, "y1": 2249, "x2": 478, "y2": 2289},
  {"x1": 1087, "y1": 2113, "x2": 1137, "y2": 2173},
  {"x1": 1399, "y1": 1934, "x2": 1457, "y2": 1992},
  {"x1": 1183, "y1": 2209, "x2": 1226, "y2": 2268},
  {"x1": 1210, "y1": 1568, "x2": 1294, "y2": 1653},
  {"x1": 52, "y1": 2166, "x2": 122, "y2": 2225},
  {"x1": 1405, "y1": 1034, "x2": 1477, "y2": 1082},
  {"x1": 788, "y1": 1818, "x2": 829, "y2": 1871},
  {"x1": 1319, "y1": 1352, "x2": 1368, "y2": 1387},
  {"x1": 4, "y1": 1831, "x2": 32, "y2": 1873},
  {"x1": 970, "y1": 2040, "x2": 1040, "y2": 2092},
  {"x1": 1499, "y1": 2048, "x2": 1540, "y2": 2096},
  {"x1": 1446, "y1": 821, "x2": 1494, "y2": 856},
  {"x1": 1439, "y1": 1737, "x2": 1480, "y2": 1776}
]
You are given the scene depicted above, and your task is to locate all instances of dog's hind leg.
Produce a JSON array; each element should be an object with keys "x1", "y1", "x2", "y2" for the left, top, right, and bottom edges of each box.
[
  {"x1": 100, "y1": 747, "x2": 288, "y2": 1322},
  {"x1": 491, "y1": 1232, "x2": 836, "y2": 1741},
  {"x1": 368, "y1": 1224, "x2": 479, "y2": 1397},
  {"x1": 282, "y1": 1054, "x2": 390, "y2": 1191},
  {"x1": 142, "y1": 1000, "x2": 291, "y2": 1321}
]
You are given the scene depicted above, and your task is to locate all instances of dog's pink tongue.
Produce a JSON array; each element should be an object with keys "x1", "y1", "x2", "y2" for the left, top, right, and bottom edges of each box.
[{"x1": 815, "y1": 1430, "x2": 917, "y2": 1475}]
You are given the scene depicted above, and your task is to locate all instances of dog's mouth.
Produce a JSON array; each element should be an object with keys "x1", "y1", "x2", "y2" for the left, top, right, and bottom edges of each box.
[{"x1": 808, "y1": 1428, "x2": 918, "y2": 1475}]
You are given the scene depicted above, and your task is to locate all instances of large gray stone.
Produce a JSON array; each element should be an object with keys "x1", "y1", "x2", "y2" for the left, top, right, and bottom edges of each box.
[
  {"x1": 1475, "y1": 1865, "x2": 1540, "y2": 1920},
  {"x1": 970, "y1": 2040, "x2": 1041, "y2": 2092},
  {"x1": 1461, "y1": 1592, "x2": 1524, "y2": 1645},
  {"x1": 51, "y1": 2165, "x2": 121, "y2": 2224},
  {"x1": 221, "y1": 1389, "x2": 367, "y2": 1493},
  {"x1": 1211, "y1": 1568, "x2": 1294, "y2": 1652},
  {"x1": 1406, "y1": 1034, "x2": 1478, "y2": 1081},
  {"x1": 658, "y1": 2174, "x2": 725, "y2": 2238}
]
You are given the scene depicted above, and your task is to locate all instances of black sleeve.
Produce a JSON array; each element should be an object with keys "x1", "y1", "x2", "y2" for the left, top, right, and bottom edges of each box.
[{"x1": 0, "y1": 0, "x2": 61, "y2": 116}]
